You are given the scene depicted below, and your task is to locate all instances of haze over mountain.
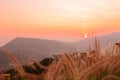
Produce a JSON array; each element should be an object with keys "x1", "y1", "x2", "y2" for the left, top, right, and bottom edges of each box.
[
  {"x1": 70, "y1": 32, "x2": 120, "y2": 51},
  {"x1": 0, "y1": 32, "x2": 120, "y2": 67},
  {"x1": 3, "y1": 37, "x2": 73, "y2": 59},
  {"x1": 0, "y1": 38, "x2": 74, "y2": 68}
]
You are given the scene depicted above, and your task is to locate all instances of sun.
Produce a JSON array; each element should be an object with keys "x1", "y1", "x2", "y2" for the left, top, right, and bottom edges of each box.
[{"x1": 84, "y1": 34, "x2": 88, "y2": 38}]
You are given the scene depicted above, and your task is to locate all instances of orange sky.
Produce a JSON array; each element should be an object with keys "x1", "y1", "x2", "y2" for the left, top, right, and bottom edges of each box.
[{"x1": 0, "y1": 0, "x2": 120, "y2": 46}]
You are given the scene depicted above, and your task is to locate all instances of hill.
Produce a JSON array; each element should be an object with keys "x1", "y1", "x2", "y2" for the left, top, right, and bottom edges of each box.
[
  {"x1": 70, "y1": 32, "x2": 120, "y2": 51},
  {"x1": 0, "y1": 37, "x2": 73, "y2": 67},
  {"x1": 0, "y1": 32, "x2": 120, "y2": 67}
]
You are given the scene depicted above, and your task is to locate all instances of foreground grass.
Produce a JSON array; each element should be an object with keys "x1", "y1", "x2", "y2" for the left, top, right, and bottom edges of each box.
[{"x1": 1, "y1": 38, "x2": 120, "y2": 80}]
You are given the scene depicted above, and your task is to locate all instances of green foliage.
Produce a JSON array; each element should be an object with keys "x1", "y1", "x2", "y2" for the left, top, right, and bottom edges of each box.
[
  {"x1": 88, "y1": 70, "x2": 109, "y2": 80},
  {"x1": 88, "y1": 74, "x2": 97, "y2": 80},
  {"x1": 66, "y1": 76, "x2": 75, "y2": 80},
  {"x1": 116, "y1": 71, "x2": 120, "y2": 77},
  {"x1": 33, "y1": 63, "x2": 45, "y2": 74},
  {"x1": 23, "y1": 65, "x2": 36, "y2": 74},
  {"x1": 5, "y1": 68, "x2": 17, "y2": 76},
  {"x1": 12, "y1": 76, "x2": 28, "y2": 80},
  {"x1": 40, "y1": 58, "x2": 54, "y2": 66},
  {"x1": 22, "y1": 63, "x2": 46, "y2": 74}
]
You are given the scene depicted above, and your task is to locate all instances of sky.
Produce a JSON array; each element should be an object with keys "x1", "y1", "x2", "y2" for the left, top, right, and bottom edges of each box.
[{"x1": 0, "y1": 0, "x2": 120, "y2": 46}]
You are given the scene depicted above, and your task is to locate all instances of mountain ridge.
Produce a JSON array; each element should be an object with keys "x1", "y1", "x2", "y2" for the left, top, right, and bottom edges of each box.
[
  {"x1": 0, "y1": 32, "x2": 120, "y2": 67},
  {"x1": 1, "y1": 37, "x2": 73, "y2": 64}
]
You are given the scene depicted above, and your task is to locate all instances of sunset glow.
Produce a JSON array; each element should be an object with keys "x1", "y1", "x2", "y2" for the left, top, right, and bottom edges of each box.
[
  {"x1": 84, "y1": 34, "x2": 88, "y2": 38},
  {"x1": 0, "y1": 0, "x2": 120, "y2": 46}
]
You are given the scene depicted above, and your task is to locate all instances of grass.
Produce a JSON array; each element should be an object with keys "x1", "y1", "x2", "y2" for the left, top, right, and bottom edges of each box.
[{"x1": 0, "y1": 38, "x2": 120, "y2": 80}]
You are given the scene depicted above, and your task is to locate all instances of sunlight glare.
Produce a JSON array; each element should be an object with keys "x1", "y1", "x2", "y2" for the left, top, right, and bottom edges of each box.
[{"x1": 84, "y1": 34, "x2": 88, "y2": 38}]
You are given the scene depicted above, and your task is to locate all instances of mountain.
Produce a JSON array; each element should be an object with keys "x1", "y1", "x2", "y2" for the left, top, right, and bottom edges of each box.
[
  {"x1": 0, "y1": 37, "x2": 73, "y2": 67},
  {"x1": 0, "y1": 32, "x2": 120, "y2": 67},
  {"x1": 70, "y1": 32, "x2": 120, "y2": 51},
  {"x1": 0, "y1": 50, "x2": 11, "y2": 67}
]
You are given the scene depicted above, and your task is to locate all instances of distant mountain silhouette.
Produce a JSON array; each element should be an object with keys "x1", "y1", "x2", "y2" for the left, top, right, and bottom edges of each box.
[
  {"x1": 0, "y1": 32, "x2": 120, "y2": 67},
  {"x1": 0, "y1": 38, "x2": 73, "y2": 65},
  {"x1": 70, "y1": 32, "x2": 120, "y2": 51},
  {"x1": 0, "y1": 50, "x2": 11, "y2": 68}
]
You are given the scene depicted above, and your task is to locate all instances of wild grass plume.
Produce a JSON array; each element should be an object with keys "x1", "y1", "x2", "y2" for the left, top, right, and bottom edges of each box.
[{"x1": 1, "y1": 38, "x2": 120, "y2": 80}]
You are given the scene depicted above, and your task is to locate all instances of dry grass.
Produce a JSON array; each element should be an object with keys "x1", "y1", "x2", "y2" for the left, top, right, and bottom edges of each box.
[
  {"x1": 0, "y1": 48, "x2": 25, "y2": 77},
  {"x1": 44, "y1": 38, "x2": 120, "y2": 80},
  {"x1": 0, "y1": 38, "x2": 120, "y2": 80},
  {"x1": 101, "y1": 75, "x2": 120, "y2": 80},
  {"x1": 0, "y1": 66, "x2": 5, "y2": 80},
  {"x1": 30, "y1": 58, "x2": 48, "y2": 70}
]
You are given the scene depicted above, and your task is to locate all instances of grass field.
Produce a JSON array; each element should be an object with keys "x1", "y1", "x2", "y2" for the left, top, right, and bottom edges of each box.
[{"x1": 0, "y1": 38, "x2": 120, "y2": 80}]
